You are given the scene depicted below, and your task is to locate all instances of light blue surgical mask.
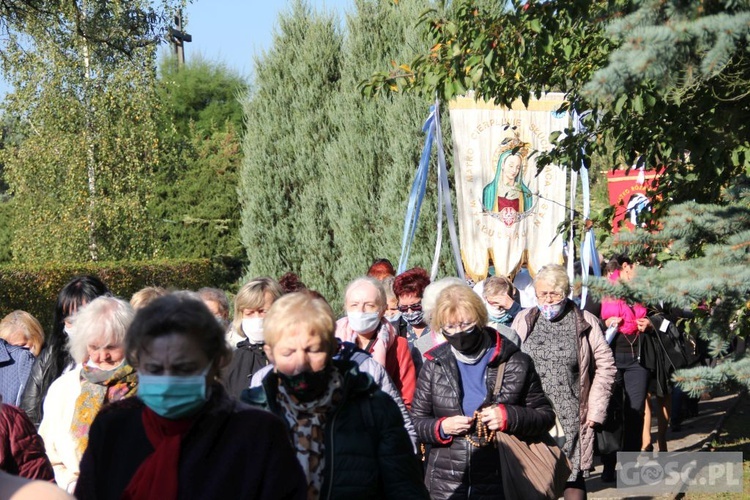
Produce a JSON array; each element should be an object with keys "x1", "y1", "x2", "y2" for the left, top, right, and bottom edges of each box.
[
  {"x1": 386, "y1": 312, "x2": 402, "y2": 328},
  {"x1": 347, "y1": 311, "x2": 381, "y2": 334},
  {"x1": 138, "y1": 366, "x2": 211, "y2": 419},
  {"x1": 486, "y1": 303, "x2": 511, "y2": 325}
]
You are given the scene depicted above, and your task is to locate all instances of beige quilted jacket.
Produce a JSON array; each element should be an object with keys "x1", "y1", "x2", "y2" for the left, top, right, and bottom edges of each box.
[{"x1": 512, "y1": 304, "x2": 616, "y2": 471}]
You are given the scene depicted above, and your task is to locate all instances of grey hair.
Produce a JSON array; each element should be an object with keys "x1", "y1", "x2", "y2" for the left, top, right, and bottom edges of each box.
[
  {"x1": 381, "y1": 276, "x2": 397, "y2": 302},
  {"x1": 423, "y1": 277, "x2": 468, "y2": 328},
  {"x1": 67, "y1": 296, "x2": 135, "y2": 364},
  {"x1": 344, "y1": 276, "x2": 387, "y2": 311},
  {"x1": 197, "y1": 287, "x2": 230, "y2": 316},
  {"x1": 533, "y1": 264, "x2": 571, "y2": 297}
]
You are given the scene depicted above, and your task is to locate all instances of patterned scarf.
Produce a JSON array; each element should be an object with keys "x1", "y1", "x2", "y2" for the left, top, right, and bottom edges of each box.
[
  {"x1": 70, "y1": 362, "x2": 138, "y2": 456},
  {"x1": 276, "y1": 367, "x2": 343, "y2": 500},
  {"x1": 335, "y1": 317, "x2": 396, "y2": 368}
]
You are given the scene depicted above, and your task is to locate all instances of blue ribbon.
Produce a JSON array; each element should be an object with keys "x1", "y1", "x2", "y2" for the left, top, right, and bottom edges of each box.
[
  {"x1": 432, "y1": 99, "x2": 464, "y2": 281},
  {"x1": 397, "y1": 106, "x2": 435, "y2": 274},
  {"x1": 398, "y1": 102, "x2": 464, "y2": 280}
]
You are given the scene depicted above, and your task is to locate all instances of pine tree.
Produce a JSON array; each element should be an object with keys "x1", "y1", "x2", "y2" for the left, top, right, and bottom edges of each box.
[
  {"x1": 591, "y1": 178, "x2": 750, "y2": 394},
  {"x1": 151, "y1": 57, "x2": 247, "y2": 263},
  {"x1": 240, "y1": 0, "x2": 342, "y2": 300}
]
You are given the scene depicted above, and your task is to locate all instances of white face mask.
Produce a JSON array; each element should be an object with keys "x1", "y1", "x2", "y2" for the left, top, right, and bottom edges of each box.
[
  {"x1": 242, "y1": 317, "x2": 265, "y2": 344},
  {"x1": 347, "y1": 311, "x2": 382, "y2": 334}
]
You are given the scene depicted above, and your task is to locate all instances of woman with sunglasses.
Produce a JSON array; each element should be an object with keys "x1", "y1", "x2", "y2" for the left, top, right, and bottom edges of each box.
[
  {"x1": 412, "y1": 283, "x2": 554, "y2": 499},
  {"x1": 512, "y1": 264, "x2": 616, "y2": 499},
  {"x1": 393, "y1": 267, "x2": 431, "y2": 348}
]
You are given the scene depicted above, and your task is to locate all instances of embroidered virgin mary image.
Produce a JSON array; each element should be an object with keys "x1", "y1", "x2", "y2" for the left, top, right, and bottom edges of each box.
[{"x1": 482, "y1": 136, "x2": 533, "y2": 227}]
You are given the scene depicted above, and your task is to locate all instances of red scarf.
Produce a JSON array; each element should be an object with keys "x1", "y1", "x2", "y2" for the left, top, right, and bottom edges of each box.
[{"x1": 121, "y1": 407, "x2": 195, "y2": 500}]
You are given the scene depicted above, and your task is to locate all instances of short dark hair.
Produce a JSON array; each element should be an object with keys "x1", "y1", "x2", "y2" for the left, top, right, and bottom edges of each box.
[
  {"x1": 126, "y1": 294, "x2": 230, "y2": 368},
  {"x1": 197, "y1": 287, "x2": 230, "y2": 316},
  {"x1": 605, "y1": 254, "x2": 633, "y2": 275}
]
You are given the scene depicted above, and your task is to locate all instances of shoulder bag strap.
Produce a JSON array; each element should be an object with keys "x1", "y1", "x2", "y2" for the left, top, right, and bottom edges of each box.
[{"x1": 493, "y1": 360, "x2": 506, "y2": 398}]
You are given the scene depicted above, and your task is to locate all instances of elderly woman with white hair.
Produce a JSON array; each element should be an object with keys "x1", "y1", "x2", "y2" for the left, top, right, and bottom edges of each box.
[
  {"x1": 38, "y1": 297, "x2": 137, "y2": 493},
  {"x1": 511, "y1": 264, "x2": 616, "y2": 500}
]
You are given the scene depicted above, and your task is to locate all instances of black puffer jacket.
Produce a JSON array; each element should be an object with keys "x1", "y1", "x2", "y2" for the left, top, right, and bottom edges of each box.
[
  {"x1": 242, "y1": 359, "x2": 429, "y2": 500},
  {"x1": 19, "y1": 344, "x2": 72, "y2": 427},
  {"x1": 222, "y1": 340, "x2": 269, "y2": 399},
  {"x1": 412, "y1": 328, "x2": 555, "y2": 500}
]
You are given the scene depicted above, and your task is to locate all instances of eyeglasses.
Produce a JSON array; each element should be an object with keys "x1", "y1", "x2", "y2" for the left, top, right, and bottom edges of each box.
[
  {"x1": 536, "y1": 291, "x2": 563, "y2": 301},
  {"x1": 442, "y1": 321, "x2": 476, "y2": 334},
  {"x1": 397, "y1": 302, "x2": 423, "y2": 313}
]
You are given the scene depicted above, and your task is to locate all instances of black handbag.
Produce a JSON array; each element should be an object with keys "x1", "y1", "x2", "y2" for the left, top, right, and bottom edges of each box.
[{"x1": 596, "y1": 371, "x2": 624, "y2": 455}]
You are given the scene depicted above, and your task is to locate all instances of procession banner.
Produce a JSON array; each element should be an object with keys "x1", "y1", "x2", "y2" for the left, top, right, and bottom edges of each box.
[
  {"x1": 606, "y1": 169, "x2": 659, "y2": 233},
  {"x1": 448, "y1": 94, "x2": 568, "y2": 281}
]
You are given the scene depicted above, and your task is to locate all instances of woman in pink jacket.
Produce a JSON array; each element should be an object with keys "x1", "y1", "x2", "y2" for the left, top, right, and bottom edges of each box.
[{"x1": 599, "y1": 255, "x2": 653, "y2": 482}]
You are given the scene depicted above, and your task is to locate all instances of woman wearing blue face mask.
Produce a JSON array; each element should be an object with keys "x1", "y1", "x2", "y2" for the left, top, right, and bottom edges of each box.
[
  {"x1": 511, "y1": 264, "x2": 616, "y2": 500},
  {"x1": 75, "y1": 293, "x2": 306, "y2": 500}
]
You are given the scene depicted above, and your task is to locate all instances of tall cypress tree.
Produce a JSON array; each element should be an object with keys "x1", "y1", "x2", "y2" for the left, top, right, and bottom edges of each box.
[
  {"x1": 322, "y1": 0, "x2": 447, "y2": 301},
  {"x1": 240, "y1": 0, "x2": 342, "y2": 299}
]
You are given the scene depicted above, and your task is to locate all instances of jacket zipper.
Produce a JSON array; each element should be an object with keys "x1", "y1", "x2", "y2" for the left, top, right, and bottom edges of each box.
[{"x1": 326, "y1": 409, "x2": 339, "y2": 500}]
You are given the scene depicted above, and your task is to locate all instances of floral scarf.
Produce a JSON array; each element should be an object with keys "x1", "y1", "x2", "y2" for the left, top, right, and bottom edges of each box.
[
  {"x1": 335, "y1": 317, "x2": 396, "y2": 368},
  {"x1": 276, "y1": 368, "x2": 343, "y2": 500},
  {"x1": 70, "y1": 362, "x2": 138, "y2": 456}
]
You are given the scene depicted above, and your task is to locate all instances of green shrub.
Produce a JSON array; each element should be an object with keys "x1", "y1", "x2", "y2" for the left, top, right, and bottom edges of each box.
[{"x1": 0, "y1": 258, "x2": 240, "y2": 332}]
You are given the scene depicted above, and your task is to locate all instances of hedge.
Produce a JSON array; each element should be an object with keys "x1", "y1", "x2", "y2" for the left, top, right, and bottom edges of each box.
[{"x1": 0, "y1": 258, "x2": 241, "y2": 333}]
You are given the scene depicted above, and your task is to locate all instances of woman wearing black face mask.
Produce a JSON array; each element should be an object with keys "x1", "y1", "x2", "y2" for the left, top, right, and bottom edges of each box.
[
  {"x1": 243, "y1": 292, "x2": 429, "y2": 500},
  {"x1": 412, "y1": 284, "x2": 555, "y2": 500}
]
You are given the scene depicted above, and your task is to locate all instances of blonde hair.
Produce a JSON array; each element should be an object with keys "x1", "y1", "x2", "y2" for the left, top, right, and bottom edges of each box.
[
  {"x1": 533, "y1": 264, "x2": 570, "y2": 297},
  {"x1": 232, "y1": 278, "x2": 283, "y2": 334},
  {"x1": 263, "y1": 292, "x2": 337, "y2": 357},
  {"x1": 423, "y1": 278, "x2": 467, "y2": 327},
  {"x1": 432, "y1": 284, "x2": 488, "y2": 331},
  {"x1": 0, "y1": 310, "x2": 45, "y2": 356},
  {"x1": 130, "y1": 286, "x2": 168, "y2": 310},
  {"x1": 68, "y1": 296, "x2": 134, "y2": 364}
]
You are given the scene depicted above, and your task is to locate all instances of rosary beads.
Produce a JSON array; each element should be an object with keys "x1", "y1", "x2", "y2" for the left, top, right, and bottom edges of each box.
[{"x1": 465, "y1": 411, "x2": 496, "y2": 447}]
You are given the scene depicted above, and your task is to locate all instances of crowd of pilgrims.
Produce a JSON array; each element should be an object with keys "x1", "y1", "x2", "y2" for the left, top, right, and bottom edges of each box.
[{"x1": 0, "y1": 256, "x2": 703, "y2": 499}]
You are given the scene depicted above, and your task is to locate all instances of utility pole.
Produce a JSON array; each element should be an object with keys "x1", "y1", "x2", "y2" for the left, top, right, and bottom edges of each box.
[{"x1": 170, "y1": 10, "x2": 192, "y2": 67}]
